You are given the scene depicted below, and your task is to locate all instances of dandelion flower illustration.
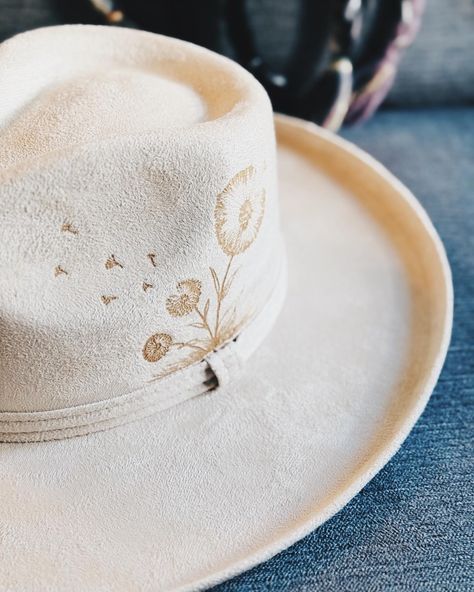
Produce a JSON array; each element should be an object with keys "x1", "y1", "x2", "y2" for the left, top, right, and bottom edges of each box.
[
  {"x1": 215, "y1": 165, "x2": 266, "y2": 256},
  {"x1": 166, "y1": 279, "x2": 202, "y2": 317},
  {"x1": 145, "y1": 166, "x2": 266, "y2": 380},
  {"x1": 143, "y1": 333, "x2": 173, "y2": 362}
]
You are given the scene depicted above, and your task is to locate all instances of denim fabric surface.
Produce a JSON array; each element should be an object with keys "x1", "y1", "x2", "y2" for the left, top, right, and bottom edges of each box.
[{"x1": 212, "y1": 108, "x2": 474, "y2": 591}]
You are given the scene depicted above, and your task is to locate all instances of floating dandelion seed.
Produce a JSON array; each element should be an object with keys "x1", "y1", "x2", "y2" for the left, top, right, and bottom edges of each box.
[
  {"x1": 101, "y1": 295, "x2": 118, "y2": 305},
  {"x1": 61, "y1": 222, "x2": 79, "y2": 235},
  {"x1": 54, "y1": 265, "x2": 68, "y2": 277},
  {"x1": 147, "y1": 253, "x2": 157, "y2": 267},
  {"x1": 105, "y1": 255, "x2": 123, "y2": 269}
]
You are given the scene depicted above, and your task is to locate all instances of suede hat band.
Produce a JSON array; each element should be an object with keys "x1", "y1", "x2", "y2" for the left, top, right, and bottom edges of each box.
[{"x1": 0, "y1": 252, "x2": 286, "y2": 442}]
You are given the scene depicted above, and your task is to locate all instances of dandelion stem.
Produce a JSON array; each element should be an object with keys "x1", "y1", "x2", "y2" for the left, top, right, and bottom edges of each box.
[
  {"x1": 172, "y1": 342, "x2": 208, "y2": 353},
  {"x1": 214, "y1": 254, "x2": 234, "y2": 339},
  {"x1": 195, "y1": 306, "x2": 214, "y2": 340}
]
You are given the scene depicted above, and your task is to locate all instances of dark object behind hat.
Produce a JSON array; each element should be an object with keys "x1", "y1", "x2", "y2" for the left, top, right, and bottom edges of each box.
[{"x1": 87, "y1": 0, "x2": 424, "y2": 130}]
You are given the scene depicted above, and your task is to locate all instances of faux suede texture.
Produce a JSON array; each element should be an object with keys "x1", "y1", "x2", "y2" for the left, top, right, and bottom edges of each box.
[
  {"x1": 0, "y1": 26, "x2": 452, "y2": 592},
  {"x1": 0, "y1": 25, "x2": 281, "y2": 414},
  {"x1": 0, "y1": 261, "x2": 287, "y2": 442},
  {"x1": 0, "y1": 115, "x2": 452, "y2": 591}
]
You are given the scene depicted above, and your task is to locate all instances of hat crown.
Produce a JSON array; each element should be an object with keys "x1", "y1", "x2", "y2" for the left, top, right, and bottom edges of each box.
[{"x1": 0, "y1": 26, "x2": 281, "y2": 413}]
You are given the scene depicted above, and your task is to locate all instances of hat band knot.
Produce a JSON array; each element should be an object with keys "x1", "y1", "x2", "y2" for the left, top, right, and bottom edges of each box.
[{"x1": 0, "y1": 251, "x2": 286, "y2": 443}]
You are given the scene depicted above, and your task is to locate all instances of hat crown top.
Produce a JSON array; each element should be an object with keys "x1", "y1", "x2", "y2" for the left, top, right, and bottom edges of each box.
[{"x1": 0, "y1": 26, "x2": 281, "y2": 414}]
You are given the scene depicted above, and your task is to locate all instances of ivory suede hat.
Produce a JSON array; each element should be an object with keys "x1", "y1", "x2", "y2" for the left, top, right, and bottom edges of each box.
[{"x1": 0, "y1": 25, "x2": 452, "y2": 592}]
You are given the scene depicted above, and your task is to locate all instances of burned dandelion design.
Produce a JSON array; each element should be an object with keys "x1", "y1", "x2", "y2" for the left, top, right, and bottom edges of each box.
[{"x1": 143, "y1": 165, "x2": 266, "y2": 378}]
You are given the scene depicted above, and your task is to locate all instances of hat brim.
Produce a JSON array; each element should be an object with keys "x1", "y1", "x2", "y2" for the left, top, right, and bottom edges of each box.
[{"x1": 0, "y1": 115, "x2": 452, "y2": 592}]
